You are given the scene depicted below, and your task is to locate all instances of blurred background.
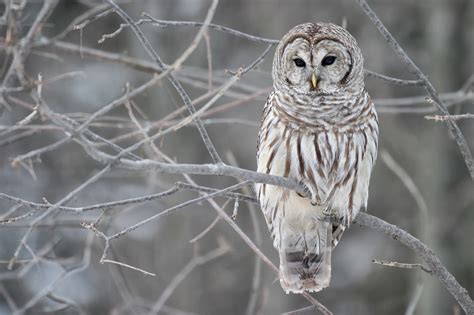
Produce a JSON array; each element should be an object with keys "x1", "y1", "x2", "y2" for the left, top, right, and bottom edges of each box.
[{"x1": 0, "y1": 0, "x2": 473, "y2": 314}]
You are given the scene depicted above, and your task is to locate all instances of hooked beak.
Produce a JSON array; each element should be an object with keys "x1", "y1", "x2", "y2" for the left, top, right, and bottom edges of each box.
[{"x1": 311, "y1": 72, "x2": 318, "y2": 89}]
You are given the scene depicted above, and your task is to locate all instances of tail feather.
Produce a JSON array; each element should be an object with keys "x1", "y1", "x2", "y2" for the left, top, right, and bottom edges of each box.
[{"x1": 279, "y1": 219, "x2": 332, "y2": 293}]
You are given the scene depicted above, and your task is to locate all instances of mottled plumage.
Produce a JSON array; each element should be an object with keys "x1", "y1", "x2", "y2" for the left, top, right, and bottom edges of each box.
[{"x1": 256, "y1": 23, "x2": 378, "y2": 293}]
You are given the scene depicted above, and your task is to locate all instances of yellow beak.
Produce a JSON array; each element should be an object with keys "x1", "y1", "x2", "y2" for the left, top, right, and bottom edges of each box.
[{"x1": 311, "y1": 72, "x2": 318, "y2": 89}]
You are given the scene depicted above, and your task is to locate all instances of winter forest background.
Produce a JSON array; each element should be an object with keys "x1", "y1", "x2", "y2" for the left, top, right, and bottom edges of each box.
[{"x1": 0, "y1": 0, "x2": 473, "y2": 314}]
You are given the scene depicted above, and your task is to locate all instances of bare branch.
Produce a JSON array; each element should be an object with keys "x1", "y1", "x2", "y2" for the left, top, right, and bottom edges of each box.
[
  {"x1": 7, "y1": 165, "x2": 111, "y2": 270},
  {"x1": 380, "y1": 150, "x2": 428, "y2": 229},
  {"x1": 365, "y1": 69, "x2": 424, "y2": 86},
  {"x1": 372, "y1": 259, "x2": 431, "y2": 274},
  {"x1": 148, "y1": 241, "x2": 229, "y2": 314},
  {"x1": 13, "y1": 233, "x2": 94, "y2": 315},
  {"x1": 405, "y1": 283, "x2": 424, "y2": 315},
  {"x1": 1, "y1": 2, "x2": 472, "y2": 314},
  {"x1": 355, "y1": 213, "x2": 474, "y2": 314},
  {"x1": 425, "y1": 113, "x2": 474, "y2": 122},
  {"x1": 1, "y1": 0, "x2": 59, "y2": 90},
  {"x1": 356, "y1": 0, "x2": 474, "y2": 179},
  {"x1": 141, "y1": 14, "x2": 279, "y2": 44},
  {"x1": 82, "y1": 151, "x2": 307, "y2": 195},
  {"x1": 282, "y1": 304, "x2": 317, "y2": 315},
  {"x1": 105, "y1": 0, "x2": 223, "y2": 164},
  {"x1": 188, "y1": 215, "x2": 221, "y2": 244},
  {"x1": 101, "y1": 259, "x2": 156, "y2": 277},
  {"x1": 52, "y1": 3, "x2": 112, "y2": 40}
]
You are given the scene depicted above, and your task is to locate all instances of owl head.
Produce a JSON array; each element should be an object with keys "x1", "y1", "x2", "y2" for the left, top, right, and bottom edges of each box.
[{"x1": 272, "y1": 23, "x2": 364, "y2": 96}]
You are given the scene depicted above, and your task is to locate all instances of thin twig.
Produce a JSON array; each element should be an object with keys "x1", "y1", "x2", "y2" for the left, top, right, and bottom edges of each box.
[
  {"x1": 425, "y1": 113, "x2": 474, "y2": 122},
  {"x1": 355, "y1": 212, "x2": 474, "y2": 314},
  {"x1": 203, "y1": 30, "x2": 213, "y2": 91},
  {"x1": 1, "y1": 0, "x2": 59, "y2": 89},
  {"x1": 405, "y1": 283, "x2": 424, "y2": 315},
  {"x1": 148, "y1": 242, "x2": 229, "y2": 315},
  {"x1": 282, "y1": 304, "x2": 316, "y2": 315},
  {"x1": 188, "y1": 197, "x2": 230, "y2": 244},
  {"x1": 380, "y1": 150, "x2": 429, "y2": 235},
  {"x1": 0, "y1": 284, "x2": 18, "y2": 313},
  {"x1": 365, "y1": 69, "x2": 424, "y2": 86},
  {"x1": 372, "y1": 259, "x2": 432, "y2": 274},
  {"x1": 101, "y1": 259, "x2": 156, "y2": 277},
  {"x1": 14, "y1": 233, "x2": 94, "y2": 315},
  {"x1": 52, "y1": 3, "x2": 112, "y2": 40},
  {"x1": 226, "y1": 151, "x2": 264, "y2": 315},
  {"x1": 44, "y1": 293, "x2": 86, "y2": 315},
  {"x1": 105, "y1": 0, "x2": 223, "y2": 164},
  {"x1": 356, "y1": 0, "x2": 474, "y2": 179},
  {"x1": 7, "y1": 165, "x2": 111, "y2": 270},
  {"x1": 81, "y1": 150, "x2": 307, "y2": 195},
  {"x1": 0, "y1": 184, "x2": 179, "y2": 215},
  {"x1": 107, "y1": 181, "x2": 251, "y2": 241},
  {"x1": 188, "y1": 215, "x2": 221, "y2": 244},
  {"x1": 141, "y1": 14, "x2": 279, "y2": 44},
  {"x1": 231, "y1": 197, "x2": 239, "y2": 220}
]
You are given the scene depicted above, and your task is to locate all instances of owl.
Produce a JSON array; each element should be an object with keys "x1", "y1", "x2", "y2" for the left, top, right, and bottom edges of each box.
[{"x1": 256, "y1": 23, "x2": 378, "y2": 293}]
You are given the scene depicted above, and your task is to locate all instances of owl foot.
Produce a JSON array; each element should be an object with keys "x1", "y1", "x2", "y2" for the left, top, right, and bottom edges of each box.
[
  {"x1": 297, "y1": 182, "x2": 311, "y2": 199},
  {"x1": 320, "y1": 210, "x2": 342, "y2": 224},
  {"x1": 297, "y1": 181, "x2": 326, "y2": 207},
  {"x1": 322, "y1": 208, "x2": 333, "y2": 217},
  {"x1": 310, "y1": 198, "x2": 323, "y2": 207}
]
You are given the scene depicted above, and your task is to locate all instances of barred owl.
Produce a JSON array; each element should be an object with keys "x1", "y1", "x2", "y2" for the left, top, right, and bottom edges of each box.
[{"x1": 256, "y1": 23, "x2": 378, "y2": 293}]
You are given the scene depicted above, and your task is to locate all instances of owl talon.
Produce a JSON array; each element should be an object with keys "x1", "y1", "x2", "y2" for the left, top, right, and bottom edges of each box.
[
  {"x1": 320, "y1": 212, "x2": 340, "y2": 224},
  {"x1": 299, "y1": 183, "x2": 311, "y2": 198},
  {"x1": 322, "y1": 209, "x2": 334, "y2": 217}
]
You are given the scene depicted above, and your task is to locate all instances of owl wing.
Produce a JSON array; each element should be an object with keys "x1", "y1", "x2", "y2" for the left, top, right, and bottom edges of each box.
[{"x1": 256, "y1": 92, "x2": 275, "y2": 159}]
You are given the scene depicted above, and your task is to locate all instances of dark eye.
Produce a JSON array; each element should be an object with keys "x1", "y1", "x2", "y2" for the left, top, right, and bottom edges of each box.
[
  {"x1": 294, "y1": 58, "x2": 306, "y2": 67},
  {"x1": 321, "y1": 55, "x2": 336, "y2": 66}
]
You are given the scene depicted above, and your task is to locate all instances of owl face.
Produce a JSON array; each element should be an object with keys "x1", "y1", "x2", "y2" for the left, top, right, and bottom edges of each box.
[{"x1": 273, "y1": 23, "x2": 364, "y2": 96}]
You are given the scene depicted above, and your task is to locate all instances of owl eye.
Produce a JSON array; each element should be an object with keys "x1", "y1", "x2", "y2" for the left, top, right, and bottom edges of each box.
[
  {"x1": 321, "y1": 55, "x2": 336, "y2": 66},
  {"x1": 293, "y1": 58, "x2": 306, "y2": 67}
]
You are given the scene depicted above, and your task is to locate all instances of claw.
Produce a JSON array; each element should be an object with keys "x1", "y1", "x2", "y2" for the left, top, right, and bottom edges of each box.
[
  {"x1": 320, "y1": 212, "x2": 338, "y2": 224},
  {"x1": 310, "y1": 192, "x2": 326, "y2": 207},
  {"x1": 299, "y1": 181, "x2": 328, "y2": 208},
  {"x1": 321, "y1": 209, "x2": 337, "y2": 221},
  {"x1": 300, "y1": 182, "x2": 311, "y2": 198}
]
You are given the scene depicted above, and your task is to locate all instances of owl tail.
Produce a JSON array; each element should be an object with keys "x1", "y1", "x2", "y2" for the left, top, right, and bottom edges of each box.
[{"x1": 279, "y1": 219, "x2": 333, "y2": 294}]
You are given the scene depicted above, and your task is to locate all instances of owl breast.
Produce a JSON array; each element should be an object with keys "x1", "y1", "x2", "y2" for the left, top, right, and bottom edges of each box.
[{"x1": 256, "y1": 93, "x2": 378, "y2": 246}]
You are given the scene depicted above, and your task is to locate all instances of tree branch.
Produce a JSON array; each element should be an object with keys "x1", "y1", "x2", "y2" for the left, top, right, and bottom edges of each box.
[
  {"x1": 355, "y1": 213, "x2": 474, "y2": 314},
  {"x1": 355, "y1": 0, "x2": 474, "y2": 180},
  {"x1": 104, "y1": 0, "x2": 223, "y2": 164}
]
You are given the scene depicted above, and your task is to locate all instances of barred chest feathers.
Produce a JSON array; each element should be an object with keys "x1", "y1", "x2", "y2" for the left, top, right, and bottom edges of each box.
[{"x1": 256, "y1": 90, "x2": 378, "y2": 249}]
